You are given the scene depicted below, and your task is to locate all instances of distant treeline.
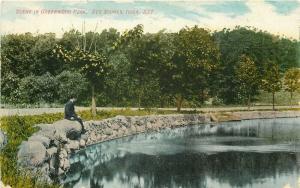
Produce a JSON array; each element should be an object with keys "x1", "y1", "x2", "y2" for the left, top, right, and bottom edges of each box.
[{"x1": 1, "y1": 25, "x2": 300, "y2": 110}]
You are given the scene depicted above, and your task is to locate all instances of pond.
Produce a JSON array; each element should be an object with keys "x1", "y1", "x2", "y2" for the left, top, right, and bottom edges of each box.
[{"x1": 64, "y1": 117, "x2": 300, "y2": 188}]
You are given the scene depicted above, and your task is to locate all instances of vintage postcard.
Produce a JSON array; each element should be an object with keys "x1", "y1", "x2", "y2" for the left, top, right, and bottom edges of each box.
[{"x1": 1, "y1": 1, "x2": 300, "y2": 188}]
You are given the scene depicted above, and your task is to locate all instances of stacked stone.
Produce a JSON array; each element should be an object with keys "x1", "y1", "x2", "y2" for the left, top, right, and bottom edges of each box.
[
  {"x1": 84, "y1": 114, "x2": 210, "y2": 145},
  {"x1": 17, "y1": 119, "x2": 83, "y2": 182},
  {"x1": 17, "y1": 114, "x2": 210, "y2": 182},
  {"x1": 15, "y1": 111, "x2": 300, "y2": 183}
]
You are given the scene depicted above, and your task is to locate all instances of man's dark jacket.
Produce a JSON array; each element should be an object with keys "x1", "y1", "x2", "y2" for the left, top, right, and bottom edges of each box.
[{"x1": 64, "y1": 100, "x2": 77, "y2": 119}]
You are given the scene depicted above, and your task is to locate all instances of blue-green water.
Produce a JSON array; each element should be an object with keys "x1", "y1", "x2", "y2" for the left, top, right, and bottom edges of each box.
[{"x1": 64, "y1": 118, "x2": 300, "y2": 188}]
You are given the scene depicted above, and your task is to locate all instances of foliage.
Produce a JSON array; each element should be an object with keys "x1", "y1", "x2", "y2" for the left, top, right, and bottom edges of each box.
[
  {"x1": 283, "y1": 68, "x2": 300, "y2": 104},
  {"x1": 213, "y1": 26, "x2": 298, "y2": 104},
  {"x1": 53, "y1": 29, "x2": 115, "y2": 115},
  {"x1": 55, "y1": 70, "x2": 88, "y2": 103},
  {"x1": 31, "y1": 33, "x2": 64, "y2": 75},
  {"x1": 1, "y1": 33, "x2": 37, "y2": 78},
  {"x1": 1, "y1": 71, "x2": 20, "y2": 103},
  {"x1": 262, "y1": 62, "x2": 282, "y2": 93},
  {"x1": 104, "y1": 52, "x2": 136, "y2": 106},
  {"x1": 168, "y1": 26, "x2": 220, "y2": 111},
  {"x1": 235, "y1": 55, "x2": 261, "y2": 107},
  {"x1": 114, "y1": 24, "x2": 144, "y2": 49},
  {"x1": 284, "y1": 68, "x2": 300, "y2": 93},
  {"x1": 261, "y1": 62, "x2": 282, "y2": 109},
  {"x1": 1, "y1": 25, "x2": 299, "y2": 107},
  {"x1": 18, "y1": 73, "x2": 59, "y2": 104}
]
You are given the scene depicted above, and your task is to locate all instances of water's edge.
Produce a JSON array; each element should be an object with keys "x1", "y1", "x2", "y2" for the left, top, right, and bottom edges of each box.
[{"x1": 16, "y1": 111, "x2": 300, "y2": 183}]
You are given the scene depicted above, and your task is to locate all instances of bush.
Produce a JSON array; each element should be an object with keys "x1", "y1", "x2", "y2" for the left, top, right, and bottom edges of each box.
[
  {"x1": 18, "y1": 73, "x2": 59, "y2": 104},
  {"x1": 212, "y1": 96, "x2": 224, "y2": 106},
  {"x1": 1, "y1": 71, "x2": 21, "y2": 103},
  {"x1": 55, "y1": 71, "x2": 88, "y2": 103}
]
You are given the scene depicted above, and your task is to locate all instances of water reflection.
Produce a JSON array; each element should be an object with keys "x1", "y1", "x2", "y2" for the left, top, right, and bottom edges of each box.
[{"x1": 64, "y1": 118, "x2": 300, "y2": 188}]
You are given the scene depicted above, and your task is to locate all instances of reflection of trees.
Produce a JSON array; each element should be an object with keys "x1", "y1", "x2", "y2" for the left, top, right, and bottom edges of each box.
[
  {"x1": 64, "y1": 117, "x2": 300, "y2": 188},
  {"x1": 91, "y1": 153, "x2": 207, "y2": 188},
  {"x1": 207, "y1": 152, "x2": 297, "y2": 187},
  {"x1": 65, "y1": 151, "x2": 299, "y2": 188}
]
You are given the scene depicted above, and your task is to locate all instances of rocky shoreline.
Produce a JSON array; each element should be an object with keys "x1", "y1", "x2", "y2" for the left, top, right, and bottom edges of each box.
[{"x1": 16, "y1": 110, "x2": 300, "y2": 183}]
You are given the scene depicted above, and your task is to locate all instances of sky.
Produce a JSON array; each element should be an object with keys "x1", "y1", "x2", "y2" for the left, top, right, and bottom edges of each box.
[{"x1": 1, "y1": 0, "x2": 300, "y2": 39}]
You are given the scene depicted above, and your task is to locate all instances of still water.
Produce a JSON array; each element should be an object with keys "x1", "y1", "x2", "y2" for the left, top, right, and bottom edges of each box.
[{"x1": 64, "y1": 118, "x2": 300, "y2": 188}]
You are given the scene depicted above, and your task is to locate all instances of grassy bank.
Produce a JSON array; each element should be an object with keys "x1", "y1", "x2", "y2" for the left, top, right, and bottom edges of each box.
[{"x1": 0, "y1": 109, "x2": 182, "y2": 188}]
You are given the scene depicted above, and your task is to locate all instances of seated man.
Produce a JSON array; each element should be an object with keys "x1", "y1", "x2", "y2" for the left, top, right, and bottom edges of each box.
[{"x1": 64, "y1": 97, "x2": 86, "y2": 133}]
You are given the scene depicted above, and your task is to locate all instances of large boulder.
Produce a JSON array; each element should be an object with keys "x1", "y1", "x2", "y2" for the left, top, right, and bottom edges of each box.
[
  {"x1": 18, "y1": 141, "x2": 47, "y2": 167},
  {"x1": 46, "y1": 147, "x2": 58, "y2": 157},
  {"x1": 34, "y1": 124, "x2": 56, "y2": 140},
  {"x1": 28, "y1": 135, "x2": 51, "y2": 148},
  {"x1": 67, "y1": 140, "x2": 80, "y2": 150},
  {"x1": 52, "y1": 119, "x2": 82, "y2": 140}
]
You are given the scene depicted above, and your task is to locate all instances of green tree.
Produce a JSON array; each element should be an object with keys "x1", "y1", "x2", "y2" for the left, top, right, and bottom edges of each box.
[
  {"x1": 262, "y1": 62, "x2": 282, "y2": 110},
  {"x1": 53, "y1": 27, "x2": 120, "y2": 116},
  {"x1": 171, "y1": 26, "x2": 219, "y2": 111},
  {"x1": 31, "y1": 33, "x2": 64, "y2": 75},
  {"x1": 59, "y1": 29, "x2": 82, "y2": 51},
  {"x1": 276, "y1": 38, "x2": 299, "y2": 71},
  {"x1": 103, "y1": 52, "x2": 133, "y2": 106},
  {"x1": 113, "y1": 25, "x2": 150, "y2": 107},
  {"x1": 213, "y1": 26, "x2": 297, "y2": 104},
  {"x1": 53, "y1": 45, "x2": 108, "y2": 116},
  {"x1": 1, "y1": 71, "x2": 20, "y2": 104},
  {"x1": 283, "y1": 68, "x2": 300, "y2": 105},
  {"x1": 128, "y1": 33, "x2": 162, "y2": 107},
  {"x1": 18, "y1": 73, "x2": 59, "y2": 104},
  {"x1": 1, "y1": 33, "x2": 36, "y2": 78},
  {"x1": 235, "y1": 55, "x2": 261, "y2": 110},
  {"x1": 153, "y1": 32, "x2": 177, "y2": 107},
  {"x1": 55, "y1": 71, "x2": 88, "y2": 103}
]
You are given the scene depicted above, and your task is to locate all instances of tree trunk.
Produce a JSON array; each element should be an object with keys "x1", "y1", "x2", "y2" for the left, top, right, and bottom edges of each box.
[
  {"x1": 247, "y1": 94, "x2": 251, "y2": 111},
  {"x1": 200, "y1": 89, "x2": 204, "y2": 104},
  {"x1": 176, "y1": 95, "x2": 183, "y2": 112},
  {"x1": 91, "y1": 84, "x2": 96, "y2": 117},
  {"x1": 290, "y1": 91, "x2": 293, "y2": 107},
  {"x1": 160, "y1": 96, "x2": 165, "y2": 108},
  {"x1": 272, "y1": 92, "x2": 275, "y2": 111},
  {"x1": 138, "y1": 92, "x2": 141, "y2": 109}
]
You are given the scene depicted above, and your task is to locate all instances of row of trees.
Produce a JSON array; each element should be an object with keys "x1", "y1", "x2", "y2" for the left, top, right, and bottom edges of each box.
[
  {"x1": 1, "y1": 71, "x2": 88, "y2": 104},
  {"x1": 1, "y1": 25, "x2": 300, "y2": 112}
]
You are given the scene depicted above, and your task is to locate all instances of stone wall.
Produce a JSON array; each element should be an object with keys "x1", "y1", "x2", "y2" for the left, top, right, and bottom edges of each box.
[
  {"x1": 17, "y1": 114, "x2": 210, "y2": 183},
  {"x1": 16, "y1": 111, "x2": 300, "y2": 183},
  {"x1": 209, "y1": 110, "x2": 300, "y2": 122},
  {"x1": 17, "y1": 119, "x2": 82, "y2": 182}
]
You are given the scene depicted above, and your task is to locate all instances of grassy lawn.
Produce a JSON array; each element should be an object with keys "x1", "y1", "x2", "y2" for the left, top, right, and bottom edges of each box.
[{"x1": 256, "y1": 90, "x2": 300, "y2": 106}]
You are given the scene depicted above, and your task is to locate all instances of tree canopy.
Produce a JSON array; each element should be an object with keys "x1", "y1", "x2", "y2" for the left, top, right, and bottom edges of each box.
[{"x1": 1, "y1": 25, "x2": 299, "y2": 110}]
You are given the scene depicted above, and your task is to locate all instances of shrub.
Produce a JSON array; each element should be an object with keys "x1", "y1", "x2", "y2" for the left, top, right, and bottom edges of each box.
[
  {"x1": 55, "y1": 70, "x2": 88, "y2": 103},
  {"x1": 1, "y1": 71, "x2": 21, "y2": 103},
  {"x1": 18, "y1": 73, "x2": 59, "y2": 104}
]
